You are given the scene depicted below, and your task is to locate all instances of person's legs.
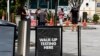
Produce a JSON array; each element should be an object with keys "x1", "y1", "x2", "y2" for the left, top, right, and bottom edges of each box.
[
  {"x1": 59, "y1": 19, "x2": 63, "y2": 26},
  {"x1": 72, "y1": 24, "x2": 75, "y2": 31},
  {"x1": 75, "y1": 24, "x2": 78, "y2": 31},
  {"x1": 42, "y1": 22, "x2": 45, "y2": 26},
  {"x1": 71, "y1": 18, "x2": 74, "y2": 31},
  {"x1": 38, "y1": 22, "x2": 42, "y2": 26},
  {"x1": 39, "y1": 22, "x2": 45, "y2": 26},
  {"x1": 71, "y1": 17, "x2": 78, "y2": 31},
  {"x1": 72, "y1": 23, "x2": 78, "y2": 31}
]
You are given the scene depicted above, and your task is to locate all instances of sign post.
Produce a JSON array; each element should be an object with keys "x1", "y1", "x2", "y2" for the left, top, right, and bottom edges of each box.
[
  {"x1": 36, "y1": 26, "x2": 62, "y2": 56},
  {"x1": 77, "y1": 25, "x2": 81, "y2": 56}
]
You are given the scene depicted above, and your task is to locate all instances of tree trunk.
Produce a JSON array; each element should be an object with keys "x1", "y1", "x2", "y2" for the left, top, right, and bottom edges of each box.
[
  {"x1": 2, "y1": 10, "x2": 5, "y2": 20},
  {"x1": 11, "y1": 13, "x2": 15, "y2": 23}
]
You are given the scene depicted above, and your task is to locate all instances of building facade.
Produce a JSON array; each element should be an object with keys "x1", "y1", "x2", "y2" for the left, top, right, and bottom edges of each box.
[
  {"x1": 79, "y1": 0, "x2": 96, "y2": 20},
  {"x1": 29, "y1": 0, "x2": 68, "y2": 9},
  {"x1": 95, "y1": 0, "x2": 100, "y2": 16}
]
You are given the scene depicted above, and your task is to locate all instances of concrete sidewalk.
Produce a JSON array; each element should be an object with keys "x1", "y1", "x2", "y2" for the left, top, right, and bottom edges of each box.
[
  {"x1": 1, "y1": 24, "x2": 100, "y2": 56},
  {"x1": 29, "y1": 47, "x2": 77, "y2": 56},
  {"x1": 15, "y1": 47, "x2": 77, "y2": 56},
  {"x1": 28, "y1": 25, "x2": 100, "y2": 56}
]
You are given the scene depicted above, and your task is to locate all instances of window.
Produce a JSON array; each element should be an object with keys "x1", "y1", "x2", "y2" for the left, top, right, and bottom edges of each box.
[
  {"x1": 59, "y1": 0, "x2": 68, "y2": 6},
  {"x1": 39, "y1": 0, "x2": 47, "y2": 8},
  {"x1": 30, "y1": 0, "x2": 37, "y2": 9},
  {"x1": 97, "y1": 3, "x2": 100, "y2": 7},
  {"x1": 29, "y1": 0, "x2": 55, "y2": 9}
]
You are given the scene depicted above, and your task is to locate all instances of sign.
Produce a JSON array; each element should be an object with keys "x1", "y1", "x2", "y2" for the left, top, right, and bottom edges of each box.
[
  {"x1": 0, "y1": 25, "x2": 16, "y2": 56},
  {"x1": 36, "y1": 26, "x2": 62, "y2": 56}
]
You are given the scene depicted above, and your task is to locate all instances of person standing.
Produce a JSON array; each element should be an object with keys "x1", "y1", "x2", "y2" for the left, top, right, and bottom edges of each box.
[
  {"x1": 35, "y1": 8, "x2": 41, "y2": 26},
  {"x1": 70, "y1": 6, "x2": 79, "y2": 31},
  {"x1": 58, "y1": 8, "x2": 64, "y2": 26},
  {"x1": 37, "y1": 10, "x2": 47, "y2": 26},
  {"x1": 18, "y1": 6, "x2": 27, "y2": 20}
]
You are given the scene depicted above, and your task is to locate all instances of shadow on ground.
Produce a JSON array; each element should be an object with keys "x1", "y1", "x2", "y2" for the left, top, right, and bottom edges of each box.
[
  {"x1": 63, "y1": 53, "x2": 77, "y2": 56},
  {"x1": 29, "y1": 49, "x2": 77, "y2": 56},
  {"x1": 15, "y1": 48, "x2": 77, "y2": 56}
]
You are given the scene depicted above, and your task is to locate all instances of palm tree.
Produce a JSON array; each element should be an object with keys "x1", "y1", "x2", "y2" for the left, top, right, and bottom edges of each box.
[{"x1": 17, "y1": 0, "x2": 27, "y2": 6}]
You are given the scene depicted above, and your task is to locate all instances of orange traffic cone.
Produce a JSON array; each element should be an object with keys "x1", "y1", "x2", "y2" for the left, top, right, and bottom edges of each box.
[
  {"x1": 66, "y1": 19, "x2": 70, "y2": 26},
  {"x1": 82, "y1": 19, "x2": 87, "y2": 28},
  {"x1": 31, "y1": 19, "x2": 36, "y2": 27},
  {"x1": 49, "y1": 18, "x2": 54, "y2": 26}
]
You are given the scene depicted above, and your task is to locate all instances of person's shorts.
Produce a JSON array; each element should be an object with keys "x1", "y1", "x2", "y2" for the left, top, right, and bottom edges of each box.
[{"x1": 72, "y1": 17, "x2": 78, "y2": 24}]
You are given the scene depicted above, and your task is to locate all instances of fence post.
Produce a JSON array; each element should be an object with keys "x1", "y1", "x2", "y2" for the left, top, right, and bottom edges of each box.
[{"x1": 77, "y1": 25, "x2": 81, "y2": 56}]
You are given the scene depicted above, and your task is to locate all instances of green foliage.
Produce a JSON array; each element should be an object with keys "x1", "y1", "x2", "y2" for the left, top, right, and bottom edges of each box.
[
  {"x1": 10, "y1": 5, "x2": 16, "y2": 13},
  {"x1": 10, "y1": 1, "x2": 16, "y2": 13},
  {"x1": 0, "y1": 0, "x2": 27, "y2": 20},
  {"x1": 0, "y1": 0, "x2": 7, "y2": 19},
  {"x1": 93, "y1": 14, "x2": 99, "y2": 23},
  {"x1": 10, "y1": 0, "x2": 27, "y2": 13},
  {"x1": 17, "y1": 0, "x2": 27, "y2": 6},
  {"x1": 0, "y1": 0, "x2": 7, "y2": 10},
  {"x1": 0, "y1": 9, "x2": 3, "y2": 18},
  {"x1": 47, "y1": 11, "x2": 52, "y2": 21}
]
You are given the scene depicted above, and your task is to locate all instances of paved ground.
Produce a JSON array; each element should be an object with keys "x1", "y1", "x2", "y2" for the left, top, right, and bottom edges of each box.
[
  {"x1": 63, "y1": 26, "x2": 100, "y2": 56},
  {"x1": 29, "y1": 25, "x2": 100, "y2": 56},
  {"x1": 1, "y1": 24, "x2": 100, "y2": 56}
]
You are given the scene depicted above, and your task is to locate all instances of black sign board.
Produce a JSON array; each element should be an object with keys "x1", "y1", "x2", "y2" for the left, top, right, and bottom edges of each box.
[
  {"x1": 0, "y1": 24, "x2": 16, "y2": 56},
  {"x1": 35, "y1": 26, "x2": 62, "y2": 56}
]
